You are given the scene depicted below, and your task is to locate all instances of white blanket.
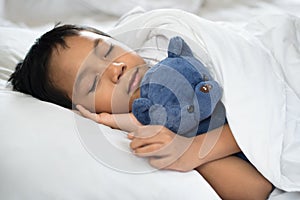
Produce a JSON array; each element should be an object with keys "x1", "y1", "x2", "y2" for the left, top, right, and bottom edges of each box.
[{"x1": 109, "y1": 9, "x2": 300, "y2": 192}]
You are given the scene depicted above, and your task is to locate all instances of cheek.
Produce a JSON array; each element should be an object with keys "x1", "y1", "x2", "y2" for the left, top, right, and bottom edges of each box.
[
  {"x1": 110, "y1": 84, "x2": 131, "y2": 114},
  {"x1": 94, "y1": 85, "x2": 112, "y2": 113},
  {"x1": 71, "y1": 87, "x2": 93, "y2": 111},
  {"x1": 94, "y1": 83, "x2": 131, "y2": 114}
]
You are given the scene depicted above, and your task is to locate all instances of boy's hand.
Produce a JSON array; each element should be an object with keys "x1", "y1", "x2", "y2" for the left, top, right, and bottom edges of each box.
[
  {"x1": 128, "y1": 125, "x2": 202, "y2": 172},
  {"x1": 75, "y1": 105, "x2": 142, "y2": 132}
]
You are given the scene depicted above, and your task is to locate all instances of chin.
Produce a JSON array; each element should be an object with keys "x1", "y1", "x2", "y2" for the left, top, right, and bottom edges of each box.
[{"x1": 128, "y1": 88, "x2": 140, "y2": 112}]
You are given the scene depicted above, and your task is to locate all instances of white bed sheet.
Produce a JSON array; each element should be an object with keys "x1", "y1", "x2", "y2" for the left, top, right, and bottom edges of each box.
[
  {"x1": 1, "y1": 1, "x2": 300, "y2": 199},
  {"x1": 110, "y1": 7, "x2": 300, "y2": 196}
]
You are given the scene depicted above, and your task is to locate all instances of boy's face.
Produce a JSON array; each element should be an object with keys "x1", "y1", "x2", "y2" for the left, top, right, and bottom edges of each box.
[{"x1": 49, "y1": 31, "x2": 148, "y2": 113}]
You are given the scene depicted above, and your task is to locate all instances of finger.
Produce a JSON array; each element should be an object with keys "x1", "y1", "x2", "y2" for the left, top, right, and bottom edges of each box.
[
  {"x1": 130, "y1": 135, "x2": 173, "y2": 152},
  {"x1": 114, "y1": 113, "x2": 142, "y2": 132},
  {"x1": 102, "y1": 113, "x2": 141, "y2": 132},
  {"x1": 76, "y1": 105, "x2": 140, "y2": 132},
  {"x1": 127, "y1": 133, "x2": 135, "y2": 140},
  {"x1": 130, "y1": 135, "x2": 162, "y2": 150},
  {"x1": 76, "y1": 105, "x2": 100, "y2": 122},
  {"x1": 132, "y1": 125, "x2": 165, "y2": 139},
  {"x1": 133, "y1": 143, "x2": 165, "y2": 157},
  {"x1": 96, "y1": 112, "x2": 119, "y2": 129},
  {"x1": 129, "y1": 126, "x2": 173, "y2": 149}
]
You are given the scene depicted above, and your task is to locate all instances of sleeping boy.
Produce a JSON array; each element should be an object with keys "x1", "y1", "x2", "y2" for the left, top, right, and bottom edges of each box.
[{"x1": 9, "y1": 24, "x2": 273, "y2": 199}]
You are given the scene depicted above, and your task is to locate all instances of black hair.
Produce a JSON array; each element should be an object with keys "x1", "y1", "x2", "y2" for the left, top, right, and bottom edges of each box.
[{"x1": 8, "y1": 24, "x2": 110, "y2": 109}]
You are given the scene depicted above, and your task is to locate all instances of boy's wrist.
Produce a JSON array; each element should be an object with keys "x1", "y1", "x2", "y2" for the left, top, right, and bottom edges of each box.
[
  {"x1": 190, "y1": 124, "x2": 239, "y2": 168},
  {"x1": 190, "y1": 134, "x2": 207, "y2": 168}
]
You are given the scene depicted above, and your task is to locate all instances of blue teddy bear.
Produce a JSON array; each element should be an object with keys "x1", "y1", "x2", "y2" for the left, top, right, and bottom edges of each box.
[{"x1": 132, "y1": 36, "x2": 226, "y2": 137}]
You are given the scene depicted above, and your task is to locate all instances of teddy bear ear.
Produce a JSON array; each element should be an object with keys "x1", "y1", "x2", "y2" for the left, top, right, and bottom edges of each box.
[
  {"x1": 132, "y1": 98, "x2": 153, "y2": 125},
  {"x1": 168, "y1": 36, "x2": 194, "y2": 58}
]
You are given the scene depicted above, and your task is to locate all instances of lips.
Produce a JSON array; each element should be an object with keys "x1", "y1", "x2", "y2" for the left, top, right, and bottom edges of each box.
[{"x1": 127, "y1": 68, "x2": 140, "y2": 94}]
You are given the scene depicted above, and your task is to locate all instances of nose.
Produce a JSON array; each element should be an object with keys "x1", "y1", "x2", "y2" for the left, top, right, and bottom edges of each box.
[{"x1": 109, "y1": 62, "x2": 127, "y2": 83}]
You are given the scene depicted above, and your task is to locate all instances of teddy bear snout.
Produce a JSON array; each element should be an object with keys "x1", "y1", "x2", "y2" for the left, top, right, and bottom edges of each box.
[{"x1": 187, "y1": 105, "x2": 195, "y2": 113}]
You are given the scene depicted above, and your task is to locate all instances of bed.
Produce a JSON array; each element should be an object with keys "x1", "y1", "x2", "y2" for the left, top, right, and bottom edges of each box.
[{"x1": 1, "y1": 0, "x2": 300, "y2": 199}]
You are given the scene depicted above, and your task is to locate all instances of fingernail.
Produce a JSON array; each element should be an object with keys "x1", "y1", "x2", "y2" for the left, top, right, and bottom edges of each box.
[{"x1": 127, "y1": 133, "x2": 134, "y2": 139}]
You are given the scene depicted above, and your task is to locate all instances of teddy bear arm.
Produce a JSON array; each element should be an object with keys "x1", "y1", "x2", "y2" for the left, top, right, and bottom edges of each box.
[{"x1": 132, "y1": 98, "x2": 153, "y2": 125}]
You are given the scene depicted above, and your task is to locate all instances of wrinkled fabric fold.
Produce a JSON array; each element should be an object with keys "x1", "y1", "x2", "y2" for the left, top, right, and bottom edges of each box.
[{"x1": 110, "y1": 9, "x2": 300, "y2": 192}]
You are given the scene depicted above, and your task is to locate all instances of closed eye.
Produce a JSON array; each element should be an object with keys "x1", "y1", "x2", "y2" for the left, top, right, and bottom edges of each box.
[
  {"x1": 104, "y1": 43, "x2": 114, "y2": 58},
  {"x1": 88, "y1": 74, "x2": 99, "y2": 93}
]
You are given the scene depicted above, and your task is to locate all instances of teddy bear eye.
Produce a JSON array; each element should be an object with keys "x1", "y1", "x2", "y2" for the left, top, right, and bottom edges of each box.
[
  {"x1": 200, "y1": 84, "x2": 212, "y2": 93},
  {"x1": 187, "y1": 105, "x2": 194, "y2": 113}
]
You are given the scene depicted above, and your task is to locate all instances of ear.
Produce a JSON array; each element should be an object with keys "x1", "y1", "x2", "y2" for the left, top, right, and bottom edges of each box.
[
  {"x1": 168, "y1": 36, "x2": 193, "y2": 58},
  {"x1": 132, "y1": 98, "x2": 153, "y2": 125}
]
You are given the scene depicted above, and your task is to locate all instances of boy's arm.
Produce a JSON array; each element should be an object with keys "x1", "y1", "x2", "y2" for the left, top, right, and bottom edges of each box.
[
  {"x1": 197, "y1": 156, "x2": 273, "y2": 200},
  {"x1": 126, "y1": 114, "x2": 273, "y2": 199},
  {"x1": 76, "y1": 104, "x2": 241, "y2": 170},
  {"x1": 128, "y1": 124, "x2": 240, "y2": 171}
]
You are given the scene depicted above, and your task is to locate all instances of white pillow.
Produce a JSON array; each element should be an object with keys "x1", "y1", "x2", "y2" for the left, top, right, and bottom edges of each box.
[
  {"x1": 0, "y1": 89, "x2": 220, "y2": 200},
  {"x1": 0, "y1": 26, "x2": 42, "y2": 84}
]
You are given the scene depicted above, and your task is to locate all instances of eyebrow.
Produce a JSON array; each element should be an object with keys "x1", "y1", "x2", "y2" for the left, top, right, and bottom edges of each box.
[
  {"x1": 93, "y1": 38, "x2": 101, "y2": 56},
  {"x1": 74, "y1": 39, "x2": 101, "y2": 92}
]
